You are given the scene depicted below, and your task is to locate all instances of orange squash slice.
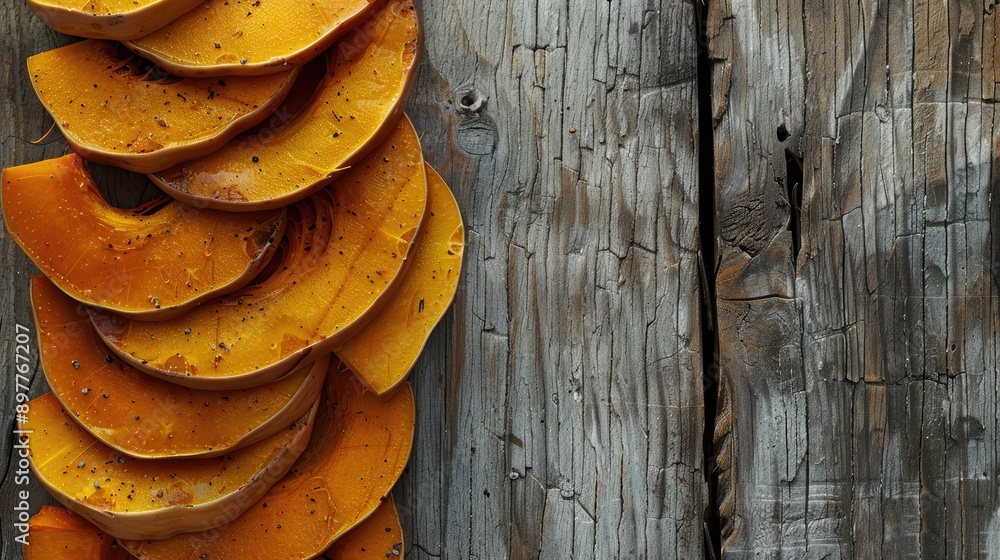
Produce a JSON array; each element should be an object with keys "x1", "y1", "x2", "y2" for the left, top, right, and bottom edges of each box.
[
  {"x1": 90, "y1": 117, "x2": 427, "y2": 390},
  {"x1": 26, "y1": 0, "x2": 203, "y2": 41},
  {"x1": 22, "y1": 393, "x2": 317, "y2": 540},
  {"x1": 338, "y1": 164, "x2": 463, "y2": 397},
  {"x1": 32, "y1": 275, "x2": 326, "y2": 459},
  {"x1": 2, "y1": 155, "x2": 285, "y2": 320},
  {"x1": 25, "y1": 506, "x2": 133, "y2": 560},
  {"x1": 150, "y1": 0, "x2": 421, "y2": 211},
  {"x1": 126, "y1": 0, "x2": 389, "y2": 76},
  {"x1": 324, "y1": 495, "x2": 404, "y2": 559},
  {"x1": 28, "y1": 40, "x2": 299, "y2": 173},
  {"x1": 228, "y1": 52, "x2": 328, "y2": 143},
  {"x1": 120, "y1": 363, "x2": 415, "y2": 559}
]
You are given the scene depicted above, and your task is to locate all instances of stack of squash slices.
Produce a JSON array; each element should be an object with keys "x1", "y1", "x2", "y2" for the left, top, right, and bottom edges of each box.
[{"x1": 3, "y1": 0, "x2": 464, "y2": 557}]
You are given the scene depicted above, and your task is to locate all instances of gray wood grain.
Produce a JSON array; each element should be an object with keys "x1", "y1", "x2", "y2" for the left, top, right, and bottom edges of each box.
[
  {"x1": 397, "y1": 1, "x2": 707, "y2": 557},
  {"x1": 710, "y1": 0, "x2": 1000, "y2": 557},
  {"x1": 0, "y1": 0, "x2": 706, "y2": 558}
]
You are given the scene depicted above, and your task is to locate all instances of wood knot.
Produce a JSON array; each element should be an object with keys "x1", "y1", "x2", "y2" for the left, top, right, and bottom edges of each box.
[
  {"x1": 456, "y1": 89, "x2": 486, "y2": 114},
  {"x1": 453, "y1": 88, "x2": 495, "y2": 155},
  {"x1": 457, "y1": 120, "x2": 496, "y2": 155}
]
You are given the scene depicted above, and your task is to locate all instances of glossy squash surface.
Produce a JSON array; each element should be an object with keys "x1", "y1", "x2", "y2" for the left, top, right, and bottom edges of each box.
[
  {"x1": 150, "y1": 0, "x2": 421, "y2": 210},
  {"x1": 2, "y1": 155, "x2": 284, "y2": 320},
  {"x1": 24, "y1": 506, "x2": 132, "y2": 560},
  {"x1": 22, "y1": 393, "x2": 317, "y2": 540},
  {"x1": 90, "y1": 118, "x2": 427, "y2": 389},
  {"x1": 324, "y1": 495, "x2": 404, "y2": 559},
  {"x1": 126, "y1": 0, "x2": 387, "y2": 76},
  {"x1": 26, "y1": 0, "x2": 204, "y2": 40},
  {"x1": 121, "y1": 364, "x2": 415, "y2": 559},
  {"x1": 33, "y1": 275, "x2": 326, "y2": 459},
  {"x1": 338, "y1": 164, "x2": 463, "y2": 396},
  {"x1": 28, "y1": 40, "x2": 298, "y2": 173}
]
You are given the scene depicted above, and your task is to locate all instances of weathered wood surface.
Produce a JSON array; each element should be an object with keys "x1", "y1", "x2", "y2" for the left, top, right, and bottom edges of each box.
[
  {"x1": 710, "y1": 0, "x2": 1000, "y2": 557},
  {"x1": 0, "y1": 1, "x2": 707, "y2": 559}
]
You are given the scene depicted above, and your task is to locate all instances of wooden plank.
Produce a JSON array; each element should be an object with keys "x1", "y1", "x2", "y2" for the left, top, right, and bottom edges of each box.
[
  {"x1": 395, "y1": 1, "x2": 707, "y2": 557},
  {"x1": 710, "y1": 0, "x2": 1000, "y2": 556},
  {"x1": 0, "y1": 0, "x2": 707, "y2": 558}
]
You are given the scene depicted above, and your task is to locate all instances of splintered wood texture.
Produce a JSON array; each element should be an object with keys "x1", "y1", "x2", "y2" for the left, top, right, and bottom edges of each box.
[
  {"x1": 394, "y1": 1, "x2": 706, "y2": 558},
  {"x1": 3, "y1": 0, "x2": 708, "y2": 559},
  {"x1": 709, "y1": 0, "x2": 1000, "y2": 557}
]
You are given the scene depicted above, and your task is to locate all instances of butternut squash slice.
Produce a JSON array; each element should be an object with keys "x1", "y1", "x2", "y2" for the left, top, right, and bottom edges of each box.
[
  {"x1": 337, "y1": 164, "x2": 463, "y2": 397},
  {"x1": 125, "y1": 0, "x2": 388, "y2": 77},
  {"x1": 2, "y1": 155, "x2": 285, "y2": 320},
  {"x1": 26, "y1": 0, "x2": 203, "y2": 41},
  {"x1": 324, "y1": 495, "x2": 404, "y2": 559},
  {"x1": 229, "y1": 52, "x2": 328, "y2": 144},
  {"x1": 90, "y1": 117, "x2": 427, "y2": 390},
  {"x1": 149, "y1": 0, "x2": 421, "y2": 211},
  {"x1": 25, "y1": 506, "x2": 132, "y2": 560},
  {"x1": 28, "y1": 40, "x2": 299, "y2": 173},
  {"x1": 21, "y1": 393, "x2": 317, "y2": 540},
  {"x1": 32, "y1": 275, "x2": 327, "y2": 459},
  {"x1": 120, "y1": 363, "x2": 415, "y2": 559}
]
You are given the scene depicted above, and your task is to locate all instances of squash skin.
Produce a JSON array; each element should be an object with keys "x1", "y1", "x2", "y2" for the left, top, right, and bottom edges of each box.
[
  {"x1": 25, "y1": 0, "x2": 204, "y2": 41},
  {"x1": 90, "y1": 117, "x2": 428, "y2": 390},
  {"x1": 25, "y1": 506, "x2": 132, "y2": 560},
  {"x1": 28, "y1": 40, "x2": 299, "y2": 173},
  {"x1": 338, "y1": 164, "x2": 464, "y2": 397},
  {"x1": 121, "y1": 363, "x2": 415, "y2": 559},
  {"x1": 32, "y1": 275, "x2": 327, "y2": 459},
  {"x1": 2, "y1": 155, "x2": 285, "y2": 320},
  {"x1": 324, "y1": 495, "x2": 404, "y2": 559},
  {"x1": 126, "y1": 0, "x2": 388, "y2": 77},
  {"x1": 22, "y1": 394, "x2": 318, "y2": 540},
  {"x1": 149, "y1": 0, "x2": 422, "y2": 211}
]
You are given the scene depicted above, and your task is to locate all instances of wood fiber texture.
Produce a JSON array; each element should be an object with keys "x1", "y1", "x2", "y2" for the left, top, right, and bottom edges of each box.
[
  {"x1": 0, "y1": 0, "x2": 706, "y2": 558},
  {"x1": 709, "y1": 0, "x2": 1000, "y2": 557}
]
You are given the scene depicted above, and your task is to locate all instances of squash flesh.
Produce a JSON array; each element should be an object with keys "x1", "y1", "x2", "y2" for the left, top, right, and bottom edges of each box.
[
  {"x1": 32, "y1": 275, "x2": 326, "y2": 459},
  {"x1": 126, "y1": 0, "x2": 387, "y2": 76},
  {"x1": 338, "y1": 164, "x2": 464, "y2": 396},
  {"x1": 22, "y1": 393, "x2": 317, "y2": 540},
  {"x1": 26, "y1": 506, "x2": 105, "y2": 560},
  {"x1": 121, "y1": 363, "x2": 415, "y2": 559},
  {"x1": 150, "y1": 0, "x2": 421, "y2": 210},
  {"x1": 26, "y1": 506, "x2": 133, "y2": 559},
  {"x1": 90, "y1": 117, "x2": 428, "y2": 389},
  {"x1": 28, "y1": 40, "x2": 299, "y2": 173},
  {"x1": 26, "y1": 0, "x2": 204, "y2": 40},
  {"x1": 2, "y1": 155, "x2": 284, "y2": 319},
  {"x1": 324, "y1": 495, "x2": 404, "y2": 559}
]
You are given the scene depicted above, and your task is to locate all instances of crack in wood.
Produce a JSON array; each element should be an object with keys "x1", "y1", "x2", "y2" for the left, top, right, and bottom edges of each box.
[{"x1": 696, "y1": 1, "x2": 723, "y2": 558}]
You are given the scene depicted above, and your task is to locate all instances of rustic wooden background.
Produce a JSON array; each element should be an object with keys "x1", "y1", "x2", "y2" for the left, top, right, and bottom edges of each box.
[
  {"x1": 710, "y1": 0, "x2": 1000, "y2": 557},
  {"x1": 1, "y1": 0, "x2": 709, "y2": 558},
  {"x1": 2, "y1": 0, "x2": 998, "y2": 558}
]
